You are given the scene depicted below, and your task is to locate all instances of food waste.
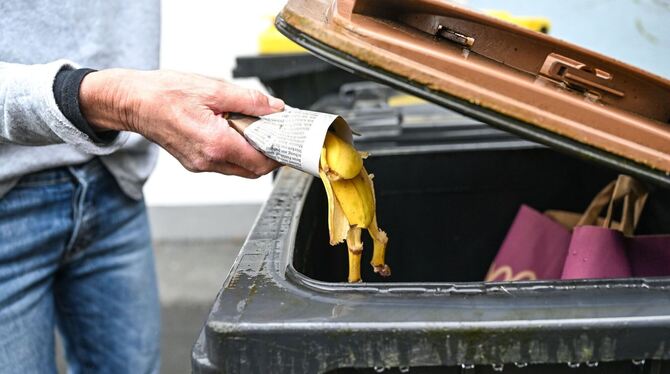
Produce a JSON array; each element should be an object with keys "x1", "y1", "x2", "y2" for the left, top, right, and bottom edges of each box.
[{"x1": 318, "y1": 132, "x2": 390, "y2": 283}]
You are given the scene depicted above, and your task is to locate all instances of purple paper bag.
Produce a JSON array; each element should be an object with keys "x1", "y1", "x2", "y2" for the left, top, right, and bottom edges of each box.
[
  {"x1": 485, "y1": 205, "x2": 572, "y2": 281},
  {"x1": 487, "y1": 175, "x2": 668, "y2": 282},
  {"x1": 561, "y1": 226, "x2": 632, "y2": 279}
]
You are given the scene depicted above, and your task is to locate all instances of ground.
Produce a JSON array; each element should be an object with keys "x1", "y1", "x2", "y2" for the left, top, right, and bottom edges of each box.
[{"x1": 156, "y1": 239, "x2": 242, "y2": 374}]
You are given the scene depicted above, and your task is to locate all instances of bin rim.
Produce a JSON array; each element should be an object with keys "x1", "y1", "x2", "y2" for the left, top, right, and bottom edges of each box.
[{"x1": 197, "y1": 167, "x2": 670, "y2": 372}]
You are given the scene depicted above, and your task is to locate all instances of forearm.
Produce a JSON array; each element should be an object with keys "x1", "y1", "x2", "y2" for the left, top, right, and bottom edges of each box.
[
  {"x1": 0, "y1": 61, "x2": 71, "y2": 145},
  {"x1": 53, "y1": 67, "x2": 120, "y2": 143},
  {"x1": 0, "y1": 60, "x2": 126, "y2": 153},
  {"x1": 79, "y1": 69, "x2": 137, "y2": 133},
  {"x1": 1, "y1": 61, "x2": 284, "y2": 178}
]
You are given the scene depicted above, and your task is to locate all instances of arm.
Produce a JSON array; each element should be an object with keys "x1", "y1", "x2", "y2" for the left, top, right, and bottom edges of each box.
[
  {"x1": 0, "y1": 60, "x2": 126, "y2": 154},
  {"x1": 79, "y1": 69, "x2": 285, "y2": 178},
  {"x1": 0, "y1": 60, "x2": 284, "y2": 178}
]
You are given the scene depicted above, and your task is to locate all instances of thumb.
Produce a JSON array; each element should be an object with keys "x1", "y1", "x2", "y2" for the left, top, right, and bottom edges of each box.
[{"x1": 213, "y1": 82, "x2": 284, "y2": 117}]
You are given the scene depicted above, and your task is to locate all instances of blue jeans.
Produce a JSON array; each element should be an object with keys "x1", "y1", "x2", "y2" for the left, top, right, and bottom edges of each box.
[{"x1": 0, "y1": 159, "x2": 160, "y2": 373}]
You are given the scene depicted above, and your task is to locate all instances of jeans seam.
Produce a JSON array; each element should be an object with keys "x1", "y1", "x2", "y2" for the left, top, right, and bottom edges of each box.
[{"x1": 62, "y1": 169, "x2": 88, "y2": 262}]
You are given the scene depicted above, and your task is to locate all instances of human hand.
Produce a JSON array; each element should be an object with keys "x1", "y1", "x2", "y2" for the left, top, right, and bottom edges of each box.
[{"x1": 79, "y1": 69, "x2": 284, "y2": 178}]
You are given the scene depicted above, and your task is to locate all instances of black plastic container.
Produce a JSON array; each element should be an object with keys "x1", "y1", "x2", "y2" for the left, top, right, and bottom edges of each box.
[
  {"x1": 294, "y1": 149, "x2": 670, "y2": 284},
  {"x1": 310, "y1": 82, "x2": 539, "y2": 153},
  {"x1": 193, "y1": 62, "x2": 670, "y2": 372},
  {"x1": 233, "y1": 53, "x2": 364, "y2": 108},
  {"x1": 192, "y1": 138, "x2": 670, "y2": 373}
]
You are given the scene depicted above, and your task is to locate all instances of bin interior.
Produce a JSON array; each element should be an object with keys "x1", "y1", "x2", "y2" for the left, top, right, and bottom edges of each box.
[{"x1": 292, "y1": 147, "x2": 670, "y2": 283}]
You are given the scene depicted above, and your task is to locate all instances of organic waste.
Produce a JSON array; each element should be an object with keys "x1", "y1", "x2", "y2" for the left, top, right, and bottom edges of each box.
[{"x1": 318, "y1": 132, "x2": 390, "y2": 283}]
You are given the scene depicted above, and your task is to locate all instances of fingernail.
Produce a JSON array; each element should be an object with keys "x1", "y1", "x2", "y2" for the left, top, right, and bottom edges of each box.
[{"x1": 268, "y1": 96, "x2": 285, "y2": 111}]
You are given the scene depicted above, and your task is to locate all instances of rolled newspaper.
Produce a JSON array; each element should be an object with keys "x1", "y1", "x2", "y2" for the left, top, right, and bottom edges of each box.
[{"x1": 227, "y1": 107, "x2": 353, "y2": 177}]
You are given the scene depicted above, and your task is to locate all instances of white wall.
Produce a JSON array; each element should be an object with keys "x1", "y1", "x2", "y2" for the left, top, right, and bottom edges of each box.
[{"x1": 145, "y1": 0, "x2": 287, "y2": 206}]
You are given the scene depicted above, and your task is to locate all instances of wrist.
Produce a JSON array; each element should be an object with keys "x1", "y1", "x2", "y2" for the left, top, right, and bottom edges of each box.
[{"x1": 79, "y1": 69, "x2": 136, "y2": 133}]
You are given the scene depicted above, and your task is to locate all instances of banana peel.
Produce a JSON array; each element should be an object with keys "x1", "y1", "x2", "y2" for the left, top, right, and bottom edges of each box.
[
  {"x1": 319, "y1": 132, "x2": 390, "y2": 283},
  {"x1": 318, "y1": 168, "x2": 349, "y2": 245},
  {"x1": 323, "y1": 132, "x2": 363, "y2": 180}
]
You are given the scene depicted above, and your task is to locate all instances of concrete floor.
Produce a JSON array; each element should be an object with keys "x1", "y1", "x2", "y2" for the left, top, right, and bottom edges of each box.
[{"x1": 156, "y1": 239, "x2": 243, "y2": 374}]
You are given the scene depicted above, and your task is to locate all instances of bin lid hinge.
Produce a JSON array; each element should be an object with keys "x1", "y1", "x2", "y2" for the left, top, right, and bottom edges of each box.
[{"x1": 435, "y1": 24, "x2": 476, "y2": 48}]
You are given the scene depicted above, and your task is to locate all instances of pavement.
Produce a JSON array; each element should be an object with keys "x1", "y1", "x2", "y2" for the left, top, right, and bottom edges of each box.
[{"x1": 156, "y1": 238, "x2": 243, "y2": 374}]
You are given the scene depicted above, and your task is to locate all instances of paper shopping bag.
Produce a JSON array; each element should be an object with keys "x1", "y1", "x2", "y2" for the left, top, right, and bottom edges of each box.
[
  {"x1": 561, "y1": 175, "x2": 647, "y2": 279},
  {"x1": 486, "y1": 174, "x2": 667, "y2": 282},
  {"x1": 485, "y1": 205, "x2": 571, "y2": 281}
]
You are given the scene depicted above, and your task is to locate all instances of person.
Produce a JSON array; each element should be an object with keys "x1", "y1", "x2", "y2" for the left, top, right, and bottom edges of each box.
[{"x1": 0, "y1": 1, "x2": 283, "y2": 372}]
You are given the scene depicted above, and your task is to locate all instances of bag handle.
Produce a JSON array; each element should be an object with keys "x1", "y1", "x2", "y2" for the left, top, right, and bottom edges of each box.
[
  {"x1": 576, "y1": 180, "x2": 616, "y2": 227},
  {"x1": 577, "y1": 175, "x2": 648, "y2": 235},
  {"x1": 603, "y1": 175, "x2": 648, "y2": 236}
]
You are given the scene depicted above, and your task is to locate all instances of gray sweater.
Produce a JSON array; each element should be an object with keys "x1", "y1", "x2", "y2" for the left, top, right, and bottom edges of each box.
[{"x1": 0, "y1": 0, "x2": 161, "y2": 199}]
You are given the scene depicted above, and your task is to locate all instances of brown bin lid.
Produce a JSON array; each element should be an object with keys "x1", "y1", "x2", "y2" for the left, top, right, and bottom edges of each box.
[{"x1": 277, "y1": 0, "x2": 670, "y2": 187}]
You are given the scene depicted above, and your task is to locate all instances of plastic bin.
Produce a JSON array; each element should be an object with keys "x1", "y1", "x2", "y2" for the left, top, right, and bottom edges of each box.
[
  {"x1": 192, "y1": 112, "x2": 670, "y2": 373},
  {"x1": 194, "y1": 0, "x2": 670, "y2": 370},
  {"x1": 233, "y1": 53, "x2": 364, "y2": 108},
  {"x1": 293, "y1": 149, "x2": 669, "y2": 284},
  {"x1": 310, "y1": 82, "x2": 531, "y2": 151}
]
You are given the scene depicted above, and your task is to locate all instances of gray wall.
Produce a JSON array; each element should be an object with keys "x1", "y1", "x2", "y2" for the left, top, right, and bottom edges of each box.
[{"x1": 148, "y1": 204, "x2": 261, "y2": 241}]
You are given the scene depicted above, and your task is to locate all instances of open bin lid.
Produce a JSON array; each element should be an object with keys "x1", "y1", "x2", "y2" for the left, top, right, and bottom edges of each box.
[{"x1": 276, "y1": 0, "x2": 670, "y2": 188}]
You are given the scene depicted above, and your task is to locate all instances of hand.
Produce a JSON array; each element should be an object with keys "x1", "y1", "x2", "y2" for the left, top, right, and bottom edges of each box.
[{"x1": 79, "y1": 69, "x2": 284, "y2": 178}]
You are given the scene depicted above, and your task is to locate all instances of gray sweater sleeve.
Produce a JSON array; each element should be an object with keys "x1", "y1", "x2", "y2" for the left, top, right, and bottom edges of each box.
[{"x1": 0, "y1": 59, "x2": 128, "y2": 154}]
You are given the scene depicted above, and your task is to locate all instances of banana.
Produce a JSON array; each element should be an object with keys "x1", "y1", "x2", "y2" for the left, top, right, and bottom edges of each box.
[
  {"x1": 369, "y1": 216, "x2": 390, "y2": 276},
  {"x1": 346, "y1": 227, "x2": 363, "y2": 283},
  {"x1": 323, "y1": 132, "x2": 363, "y2": 180},
  {"x1": 319, "y1": 131, "x2": 390, "y2": 283},
  {"x1": 330, "y1": 171, "x2": 374, "y2": 228}
]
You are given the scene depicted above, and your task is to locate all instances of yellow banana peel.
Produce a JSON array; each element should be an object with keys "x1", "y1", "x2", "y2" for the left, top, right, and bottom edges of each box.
[
  {"x1": 323, "y1": 132, "x2": 363, "y2": 180},
  {"x1": 319, "y1": 131, "x2": 390, "y2": 283},
  {"x1": 330, "y1": 171, "x2": 374, "y2": 228}
]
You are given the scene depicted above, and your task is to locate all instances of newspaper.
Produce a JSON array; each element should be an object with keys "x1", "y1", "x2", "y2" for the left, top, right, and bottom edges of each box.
[{"x1": 230, "y1": 108, "x2": 353, "y2": 177}]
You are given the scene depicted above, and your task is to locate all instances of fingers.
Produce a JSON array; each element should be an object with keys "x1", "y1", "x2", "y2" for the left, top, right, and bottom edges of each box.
[
  {"x1": 212, "y1": 82, "x2": 284, "y2": 117},
  {"x1": 220, "y1": 124, "x2": 281, "y2": 176},
  {"x1": 185, "y1": 152, "x2": 276, "y2": 179},
  {"x1": 212, "y1": 162, "x2": 264, "y2": 179},
  {"x1": 185, "y1": 116, "x2": 279, "y2": 178},
  {"x1": 144, "y1": 73, "x2": 284, "y2": 179}
]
